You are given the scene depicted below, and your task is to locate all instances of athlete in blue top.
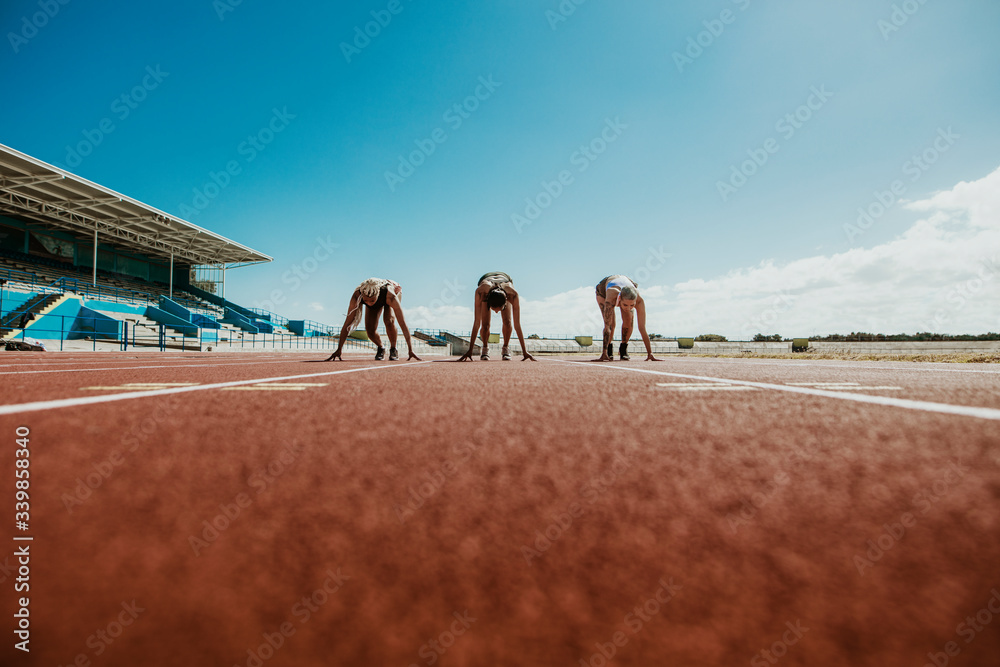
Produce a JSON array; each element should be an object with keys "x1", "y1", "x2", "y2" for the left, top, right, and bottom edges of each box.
[{"x1": 594, "y1": 275, "x2": 659, "y2": 361}]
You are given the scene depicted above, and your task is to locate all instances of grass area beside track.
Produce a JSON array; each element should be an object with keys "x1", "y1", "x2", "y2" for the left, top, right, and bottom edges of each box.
[
  {"x1": 532, "y1": 351, "x2": 1000, "y2": 363},
  {"x1": 685, "y1": 352, "x2": 1000, "y2": 363}
]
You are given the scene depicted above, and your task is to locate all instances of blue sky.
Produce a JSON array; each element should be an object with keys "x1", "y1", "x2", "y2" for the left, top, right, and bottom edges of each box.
[{"x1": 2, "y1": 0, "x2": 999, "y2": 337}]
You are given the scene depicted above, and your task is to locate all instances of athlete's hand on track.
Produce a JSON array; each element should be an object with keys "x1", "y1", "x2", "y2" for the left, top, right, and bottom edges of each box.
[
  {"x1": 457, "y1": 351, "x2": 474, "y2": 362},
  {"x1": 325, "y1": 350, "x2": 343, "y2": 361},
  {"x1": 593, "y1": 353, "x2": 612, "y2": 362},
  {"x1": 522, "y1": 352, "x2": 536, "y2": 361},
  {"x1": 646, "y1": 354, "x2": 661, "y2": 361},
  {"x1": 408, "y1": 351, "x2": 422, "y2": 361}
]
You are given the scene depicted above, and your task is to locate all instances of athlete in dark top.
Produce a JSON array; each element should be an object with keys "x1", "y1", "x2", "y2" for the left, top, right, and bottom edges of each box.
[{"x1": 457, "y1": 272, "x2": 535, "y2": 361}]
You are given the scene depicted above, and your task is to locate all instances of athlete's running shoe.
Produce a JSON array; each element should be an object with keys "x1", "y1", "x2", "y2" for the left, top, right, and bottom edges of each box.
[
  {"x1": 389, "y1": 347, "x2": 398, "y2": 361},
  {"x1": 619, "y1": 342, "x2": 630, "y2": 361},
  {"x1": 375, "y1": 346, "x2": 385, "y2": 360},
  {"x1": 502, "y1": 346, "x2": 511, "y2": 361},
  {"x1": 607, "y1": 343, "x2": 614, "y2": 359}
]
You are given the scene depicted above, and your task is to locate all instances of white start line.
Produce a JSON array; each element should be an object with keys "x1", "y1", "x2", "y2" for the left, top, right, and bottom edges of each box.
[
  {"x1": 656, "y1": 382, "x2": 757, "y2": 392},
  {"x1": 551, "y1": 360, "x2": 1000, "y2": 422}
]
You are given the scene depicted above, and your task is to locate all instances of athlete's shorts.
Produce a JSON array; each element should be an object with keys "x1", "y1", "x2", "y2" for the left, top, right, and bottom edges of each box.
[{"x1": 479, "y1": 272, "x2": 512, "y2": 288}]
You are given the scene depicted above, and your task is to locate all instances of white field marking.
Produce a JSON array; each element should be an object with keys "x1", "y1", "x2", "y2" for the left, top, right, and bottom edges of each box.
[
  {"x1": 655, "y1": 382, "x2": 757, "y2": 392},
  {"x1": 786, "y1": 382, "x2": 903, "y2": 391},
  {"x1": 20, "y1": 353, "x2": 401, "y2": 375},
  {"x1": 0, "y1": 362, "x2": 430, "y2": 416},
  {"x1": 0, "y1": 359, "x2": 181, "y2": 368},
  {"x1": 81, "y1": 382, "x2": 200, "y2": 391},
  {"x1": 666, "y1": 387, "x2": 757, "y2": 392},
  {"x1": 222, "y1": 383, "x2": 328, "y2": 392},
  {"x1": 550, "y1": 360, "x2": 1000, "y2": 421},
  {"x1": 0, "y1": 359, "x2": 323, "y2": 375},
  {"x1": 0, "y1": 353, "x2": 319, "y2": 368},
  {"x1": 0, "y1": 352, "x2": 368, "y2": 370}
]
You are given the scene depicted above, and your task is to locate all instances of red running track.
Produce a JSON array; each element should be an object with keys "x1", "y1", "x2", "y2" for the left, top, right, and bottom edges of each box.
[{"x1": 0, "y1": 352, "x2": 998, "y2": 666}]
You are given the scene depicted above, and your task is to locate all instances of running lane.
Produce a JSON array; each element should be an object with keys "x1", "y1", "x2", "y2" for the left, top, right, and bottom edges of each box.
[{"x1": 0, "y1": 356, "x2": 997, "y2": 666}]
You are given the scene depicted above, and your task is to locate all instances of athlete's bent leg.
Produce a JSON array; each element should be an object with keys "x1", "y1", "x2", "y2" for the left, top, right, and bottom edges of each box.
[
  {"x1": 480, "y1": 310, "x2": 492, "y2": 359},
  {"x1": 366, "y1": 305, "x2": 384, "y2": 358},
  {"x1": 620, "y1": 308, "x2": 634, "y2": 360},
  {"x1": 501, "y1": 305, "x2": 513, "y2": 360}
]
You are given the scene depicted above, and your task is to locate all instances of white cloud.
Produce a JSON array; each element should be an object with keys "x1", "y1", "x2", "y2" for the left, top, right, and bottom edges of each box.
[
  {"x1": 308, "y1": 302, "x2": 325, "y2": 312},
  {"x1": 511, "y1": 165, "x2": 1000, "y2": 339}
]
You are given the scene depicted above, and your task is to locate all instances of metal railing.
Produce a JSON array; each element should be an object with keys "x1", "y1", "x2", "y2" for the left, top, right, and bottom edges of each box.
[
  {"x1": 0, "y1": 312, "x2": 377, "y2": 353},
  {"x1": 249, "y1": 307, "x2": 288, "y2": 327},
  {"x1": 299, "y1": 319, "x2": 335, "y2": 335},
  {"x1": 48, "y1": 276, "x2": 153, "y2": 307},
  {"x1": 0, "y1": 265, "x2": 220, "y2": 316},
  {"x1": 1, "y1": 314, "x2": 124, "y2": 351},
  {"x1": 0, "y1": 266, "x2": 62, "y2": 294},
  {"x1": 46, "y1": 276, "x2": 216, "y2": 314}
]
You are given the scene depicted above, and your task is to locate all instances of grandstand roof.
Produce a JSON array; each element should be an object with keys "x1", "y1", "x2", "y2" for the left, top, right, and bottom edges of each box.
[{"x1": 0, "y1": 143, "x2": 271, "y2": 267}]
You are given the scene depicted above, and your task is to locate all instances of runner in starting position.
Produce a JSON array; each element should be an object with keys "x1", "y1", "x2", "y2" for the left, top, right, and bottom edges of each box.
[
  {"x1": 325, "y1": 278, "x2": 421, "y2": 361},
  {"x1": 458, "y1": 272, "x2": 535, "y2": 361},
  {"x1": 595, "y1": 275, "x2": 659, "y2": 361}
]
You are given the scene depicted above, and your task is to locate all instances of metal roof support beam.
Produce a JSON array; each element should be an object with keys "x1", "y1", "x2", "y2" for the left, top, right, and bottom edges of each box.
[
  {"x1": 0, "y1": 174, "x2": 65, "y2": 188},
  {"x1": 0, "y1": 191, "x2": 217, "y2": 265},
  {"x1": 0, "y1": 143, "x2": 272, "y2": 267},
  {"x1": 92, "y1": 224, "x2": 98, "y2": 287},
  {"x1": 60, "y1": 197, "x2": 121, "y2": 211}
]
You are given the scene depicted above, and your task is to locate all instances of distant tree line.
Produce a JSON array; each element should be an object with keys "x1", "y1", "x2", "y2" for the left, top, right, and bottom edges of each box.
[
  {"x1": 745, "y1": 332, "x2": 1000, "y2": 342},
  {"x1": 811, "y1": 332, "x2": 1000, "y2": 342}
]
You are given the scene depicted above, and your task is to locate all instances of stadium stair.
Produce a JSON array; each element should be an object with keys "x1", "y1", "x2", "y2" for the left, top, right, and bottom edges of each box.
[
  {"x1": 413, "y1": 331, "x2": 449, "y2": 347},
  {"x1": 439, "y1": 331, "x2": 478, "y2": 356},
  {"x1": 0, "y1": 292, "x2": 75, "y2": 338},
  {"x1": 219, "y1": 308, "x2": 260, "y2": 334},
  {"x1": 1, "y1": 253, "x2": 222, "y2": 316}
]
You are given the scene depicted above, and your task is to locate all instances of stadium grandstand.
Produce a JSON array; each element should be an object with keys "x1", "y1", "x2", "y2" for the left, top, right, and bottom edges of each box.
[{"x1": 0, "y1": 143, "x2": 420, "y2": 353}]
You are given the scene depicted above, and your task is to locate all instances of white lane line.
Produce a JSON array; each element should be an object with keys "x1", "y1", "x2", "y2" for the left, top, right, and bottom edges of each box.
[
  {"x1": 786, "y1": 382, "x2": 903, "y2": 391},
  {"x1": 82, "y1": 382, "x2": 201, "y2": 391},
  {"x1": 551, "y1": 360, "x2": 1000, "y2": 421},
  {"x1": 0, "y1": 360, "x2": 172, "y2": 369},
  {"x1": 0, "y1": 355, "x2": 204, "y2": 364},
  {"x1": 841, "y1": 386, "x2": 903, "y2": 391},
  {"x1": 114, "y1": 383, "x2": 201, "y2": 386},
  {"x1": 655, "y1": 383, "x2": 757, "y2": 392},
  {"x1": 0, "y1": 359, "x2": 327, "y2": 375},
  {"x1": 0, "y1": 354, "x2": 325, "y2": 370},
  {"x1": 0, "y1": 362, "x2": 430, "y2": 416}
]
